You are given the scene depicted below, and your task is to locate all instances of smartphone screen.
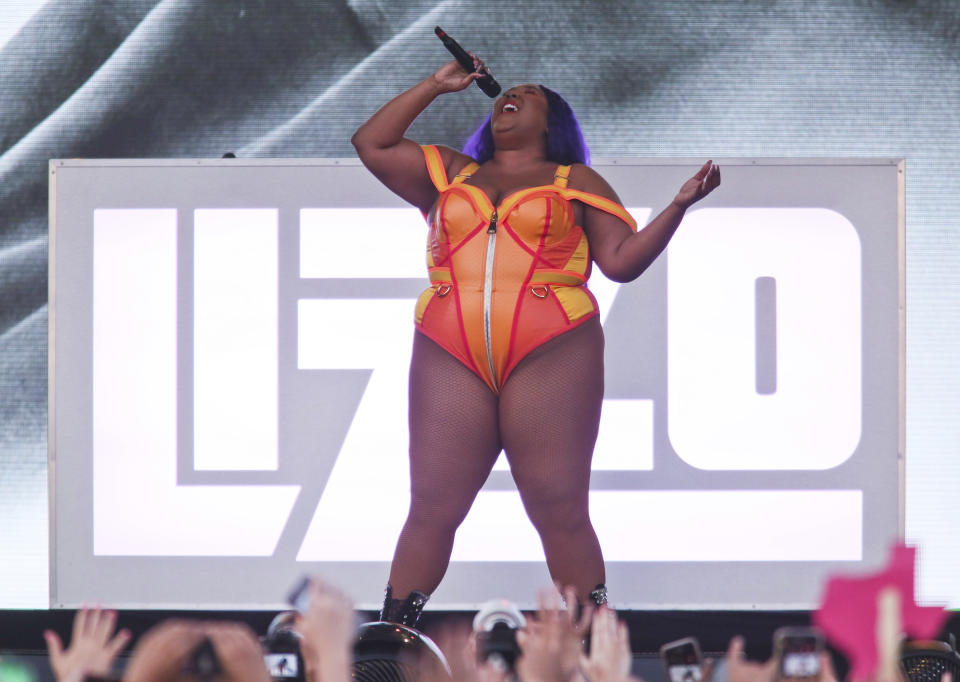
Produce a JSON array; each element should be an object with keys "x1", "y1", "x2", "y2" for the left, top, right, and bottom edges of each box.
[
  {"x1": 774, "y1": 627, "x2": 824, "y2": 679},
  {"x1": 662, "y1": 640, "x2": 703, "y2": 682}
]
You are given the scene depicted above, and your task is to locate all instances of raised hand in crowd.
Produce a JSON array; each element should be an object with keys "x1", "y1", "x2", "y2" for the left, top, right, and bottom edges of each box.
[
  {"x1": 429, "y1": 619, "x2": 508, "y2": 682},
  {"x1": 124, "y1": 618, "x2": 271, "y2": 682},
  {"x1": 869, "y1": 587, "x2": 905, "y2": 682},
  {"x1": 724, "y1": 636, "x2": 777, "y2": 682},
  {"x1": 123, "y1": 620, "x2": 205, "y2": 682},
  {"x1": 579, "y1": 606, "x2": 635, "y2": 682},
  {"x1": 294, "y1": 578, "x2": 355, "y2": 682},
  {"x1": 516, "y1": 586, "x2": 592, "y2": 682},
  {"x1": 861, "y1": 587, "x2": 950, "y2": 682},
  {"x1": 205, "y1": 622, "x2": 272, "y2": 682},
  {"x1": 44, "y1": 607, "x2": 131, "y2": 682},
  {"x1": 724, "y1": 635, "x2": 838, "y2": 682}
]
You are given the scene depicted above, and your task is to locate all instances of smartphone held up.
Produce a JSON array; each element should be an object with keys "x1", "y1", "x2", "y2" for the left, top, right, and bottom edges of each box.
[
  {"x1": 661, "y1": 637, "x2": 704, "y2": 682},
  {"x1": 774, "y1": 626, "x2": 825, "y2": 679}
]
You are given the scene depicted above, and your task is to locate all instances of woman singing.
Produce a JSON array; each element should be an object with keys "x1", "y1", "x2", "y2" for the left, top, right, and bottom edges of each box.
[{"x1": 351, "y1": 57, "x2": 720, "y2": 627}]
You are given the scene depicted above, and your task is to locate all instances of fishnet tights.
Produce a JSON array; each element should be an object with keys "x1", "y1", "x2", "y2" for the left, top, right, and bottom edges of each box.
[{"x1": 388, "y1": 317, "x2": 606, "y2": 603}]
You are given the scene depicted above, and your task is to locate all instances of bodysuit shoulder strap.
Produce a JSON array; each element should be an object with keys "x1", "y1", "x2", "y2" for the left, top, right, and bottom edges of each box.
[
  {"x1": 451, "y1": 161, "x2": 480, "y2": 184},
  {"x1": 421, "y1": 145, "x2": 450, "y2": 191},
  {"x1": 421, "y1": 145, "x2": 480, "y2": 191},
  {"x1": 553, "y1": 165, "x2": 635, "y2": 230},
  {"x1": 561, "y1": 187, "x2": 638, "y2": 232}
]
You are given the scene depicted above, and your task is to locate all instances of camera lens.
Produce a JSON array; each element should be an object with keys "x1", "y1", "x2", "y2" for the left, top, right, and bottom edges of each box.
[
  {"x1": 473, "y1": 600, "x2": 526, "y2": 671},
  {"x1": 472, "y1": 599, "x2": 526, "y2": 632}
]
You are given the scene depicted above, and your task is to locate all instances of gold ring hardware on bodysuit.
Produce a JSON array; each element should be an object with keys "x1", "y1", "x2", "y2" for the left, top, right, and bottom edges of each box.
[
  {"x1": 436, "y1": 284, "x2": 451, "y2": 297},
  {"x1": 530, "y1": 285, "x2": 549, "y2": 298}
]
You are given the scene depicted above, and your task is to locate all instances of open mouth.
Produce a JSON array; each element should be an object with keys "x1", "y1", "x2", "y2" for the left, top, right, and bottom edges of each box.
[{"x1": 502, "y1": 102, "x2": 519, "y2": 113}]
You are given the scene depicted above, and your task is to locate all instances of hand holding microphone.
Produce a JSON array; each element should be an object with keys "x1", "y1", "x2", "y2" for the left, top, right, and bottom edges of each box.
[{"x1": 435, "y1": 26, "x2": 501, "y2": 97}]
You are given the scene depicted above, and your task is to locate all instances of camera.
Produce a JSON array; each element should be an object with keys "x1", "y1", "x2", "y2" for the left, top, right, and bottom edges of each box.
[
  {"x1": 262, "y1": 612, "x2": 306, "y2": 682},
  {"x1": 473, "y1": 599, "x2": 527, "y2": 672},
  {"x1": 660, "y1": 637, "x2": 703, "y2": 682}
]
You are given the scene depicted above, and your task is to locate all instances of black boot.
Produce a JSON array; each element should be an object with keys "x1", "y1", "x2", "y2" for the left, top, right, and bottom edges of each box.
[
  {"x1": 588, "y1": 583, "x2": 608, "y2": 607},
  {"x1": 379, "y1": 583, "x2": 430, "y2": 629}
]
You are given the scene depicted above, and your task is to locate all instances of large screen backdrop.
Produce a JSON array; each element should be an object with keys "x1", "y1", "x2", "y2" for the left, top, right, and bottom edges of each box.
[
  {"x1": 49, "y1": 157, "x2": 901, "y2": 609},
  {"x1": 1, "y1": 0, "x2": 957, "y2": 608}
]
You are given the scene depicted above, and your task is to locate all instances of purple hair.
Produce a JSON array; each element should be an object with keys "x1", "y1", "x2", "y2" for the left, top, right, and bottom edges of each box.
[{"x1": 462, "y1": 85, "x2": 591, "y2": 166}]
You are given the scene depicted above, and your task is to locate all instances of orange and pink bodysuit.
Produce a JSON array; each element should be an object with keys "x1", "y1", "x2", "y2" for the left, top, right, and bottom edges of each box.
[{"x1": 414, "y1": 145, "x2": 638, "y2": 393}]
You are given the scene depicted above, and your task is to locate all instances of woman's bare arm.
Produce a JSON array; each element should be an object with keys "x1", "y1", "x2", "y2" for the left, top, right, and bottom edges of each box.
[
  {"x1": 574, "y1": 162, "x2": 721, "y2": 282},
  {"x1": 351, "y1": 60, "x2": 480, "y2": 212}
]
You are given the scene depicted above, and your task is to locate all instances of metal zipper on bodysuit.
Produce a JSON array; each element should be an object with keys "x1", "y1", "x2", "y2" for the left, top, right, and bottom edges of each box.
[{"x1": 482, "y1": 209, "x2": 498, "y2": 386}]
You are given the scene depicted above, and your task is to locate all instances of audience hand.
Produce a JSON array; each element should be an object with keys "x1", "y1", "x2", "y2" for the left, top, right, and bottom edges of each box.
[
  {"x1": 295, "y1": 578, "x2": 355, "y2": 682},
  {"x1": 725, "y1": 636, "x2": 776, "y2": 682},
  {"x1": 44, "y1": 607, "x2": 131, "y2": 682},
  {"x1": 859, "y1": 587, "x2": 905, "y2": 682},
  {"x1": 725, "y1": 635, "x2": 840, "y2": 682},
  {"x1": 123, "y1": 620, "x2": 205, "y2": 682},
  {"x1": 42, "y1": 579, "x2": 951, "y2": 682},
  {"x1": 516, "y1": 586, "x2": 591, "y2": 682},
  {"x1": 430, "y1": 619, "x2": 508, "y2": 682},
  {"x1": 578, "y1": 606, "x2": 633, "y2": 682},
  {"x1": 206, "y1": 621, "x2": 272, "y2": 682}
]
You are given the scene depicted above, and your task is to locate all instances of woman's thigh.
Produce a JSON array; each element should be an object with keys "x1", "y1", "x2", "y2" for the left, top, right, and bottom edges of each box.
[
  {"x1": 498, "y1": 317, "x2": 605, "y2": 510},
  {"x1": 407, "y1": 331, "x2": 503, "y2": 519}
]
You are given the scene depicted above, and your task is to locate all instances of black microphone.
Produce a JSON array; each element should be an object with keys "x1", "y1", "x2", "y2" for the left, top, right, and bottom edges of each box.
[{"x1": 434, "y1": 26, "x2": 501, "y2": 98}]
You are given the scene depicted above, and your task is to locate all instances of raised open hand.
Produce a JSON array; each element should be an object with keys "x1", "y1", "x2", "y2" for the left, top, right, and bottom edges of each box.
[
  {"x1": 516, "y1": 586, "x2": 591, "y2": 682},
  {"x1": 673, "y1": 161, "x2": 721, "y2": 209},
  {"x1": 579, "y1": 606, "x2": 633, "y2": 682},
  {"x1": 44, "y1": 607, "x2": 131, "y2": 682}
]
